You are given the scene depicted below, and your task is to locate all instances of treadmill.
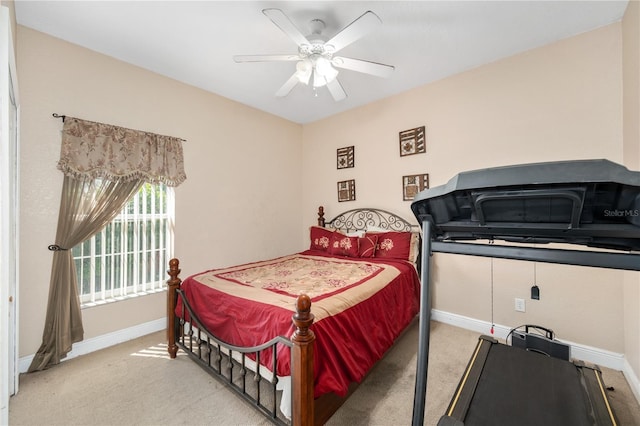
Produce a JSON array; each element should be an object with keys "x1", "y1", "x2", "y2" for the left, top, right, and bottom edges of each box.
[{"x1": 409, "y1": 159, "x2": 640, "y2": 426}]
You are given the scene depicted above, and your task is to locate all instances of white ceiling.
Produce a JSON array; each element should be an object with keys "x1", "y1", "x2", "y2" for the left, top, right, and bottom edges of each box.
[{"x1": 15, "y1": 1, "x2": 629, "y2": 124}]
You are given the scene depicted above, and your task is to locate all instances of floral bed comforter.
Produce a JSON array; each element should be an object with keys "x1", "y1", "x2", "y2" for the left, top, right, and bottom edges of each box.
[{"x1": 176, "y1": 249, "x2": 420, "y2": 398}]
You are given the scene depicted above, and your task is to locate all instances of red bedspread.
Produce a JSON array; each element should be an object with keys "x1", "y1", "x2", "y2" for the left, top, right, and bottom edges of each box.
[{"x1": 176, "y1": 249, "x2": 420, "y2": 398}]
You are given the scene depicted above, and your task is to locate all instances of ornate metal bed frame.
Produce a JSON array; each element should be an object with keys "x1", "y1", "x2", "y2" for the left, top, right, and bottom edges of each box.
[
  {"x1": 166, "y1": 206, "x2": 419, "y2": 426},
  {"x1": 316, "y1": 205, "x2": 417, "y2": 232}
]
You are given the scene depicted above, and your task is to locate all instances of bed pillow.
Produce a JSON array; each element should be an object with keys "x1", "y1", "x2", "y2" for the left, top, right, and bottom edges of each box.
[
  {"x1": 329, "y1": 232, "x2": 360, "y2": 257},
  {"x1": 366, "y1": 231, "x2": 413, "y2": 260},
  {"x1": 345, "y1": 230, "x2": 365, "y2": 238},
  {"x1": 309, "y1": 226, "x2": 333, "y2": 252},
  {"x1": 358, "y1": 234, "x2": 378, "y2": 258}
]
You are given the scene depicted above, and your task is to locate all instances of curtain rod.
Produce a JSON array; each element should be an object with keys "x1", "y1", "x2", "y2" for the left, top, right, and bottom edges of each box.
[{"x1": 52, "y1": 113, "x2": 186, "y2": 142}]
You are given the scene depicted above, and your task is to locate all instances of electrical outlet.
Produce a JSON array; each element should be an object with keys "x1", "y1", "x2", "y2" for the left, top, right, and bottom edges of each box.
[{"x1": 515, "y1": 298, "x2": 526, "y2": 312}]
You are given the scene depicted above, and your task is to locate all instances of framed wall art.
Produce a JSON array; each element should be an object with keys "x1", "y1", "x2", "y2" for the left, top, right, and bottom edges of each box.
[
  {"x1": 337, "y1": 179, "x2": 356, "y2": 202},
  {"x1": 399, "y1": 126, "x2": 426, "y2": 157},
  {"x1": 337, "y1": 146, "x2": 355, "y2": 169},
  {"x1": 403, "y1": 173, "x2": 429, "y2": 201}
]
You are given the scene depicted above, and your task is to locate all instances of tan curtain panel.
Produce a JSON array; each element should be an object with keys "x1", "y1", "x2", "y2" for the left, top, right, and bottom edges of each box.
[
  {"x1": 28, "y1": 177, "x2": 142, "y2": 372},
  {"x1": 28, "y1": 117, "x2": 186, "y2": 372},
  {"x1": 57, "y1": 116, "x2": 186, "y2": 187}
]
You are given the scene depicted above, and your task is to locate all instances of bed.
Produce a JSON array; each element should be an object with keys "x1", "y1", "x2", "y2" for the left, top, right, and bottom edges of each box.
[
  {"x1": 166, "y1": 206, "x2": 421, "y2": 425},
  {"x1": 409, "y1": 159, "x2": 640, "y2": 425}
]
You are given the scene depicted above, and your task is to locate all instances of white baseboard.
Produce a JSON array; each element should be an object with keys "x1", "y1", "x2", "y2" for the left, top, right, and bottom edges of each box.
[
  {"x1": 431, "y1": 308, "x2": 640, "y2": 404},
  {"x1": 624, "y1": 357, "x2": 640, "y2": 404},
  {"x1": 18, "y1": 318, "x2": 165, "y2": 373}
]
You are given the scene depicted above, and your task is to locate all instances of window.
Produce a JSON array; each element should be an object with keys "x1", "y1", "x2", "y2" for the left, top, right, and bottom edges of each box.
[{"x1": 72, "y1": 183, "x2": 174, "y2": 306}]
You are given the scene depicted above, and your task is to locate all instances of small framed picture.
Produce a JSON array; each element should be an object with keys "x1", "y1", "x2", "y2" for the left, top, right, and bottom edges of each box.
[
  {"x1": 399, "y1": 126, "x2": 426, "y2": 157},
  {"x1": 403, "y1": 174, "x2": 429, "y2": 201},
  {"x1": 337, "y1": 179, "x2": 356, "y2": 202},
  {"x1": 337, "y1": 146, "x2": 355, "y2": 169}
]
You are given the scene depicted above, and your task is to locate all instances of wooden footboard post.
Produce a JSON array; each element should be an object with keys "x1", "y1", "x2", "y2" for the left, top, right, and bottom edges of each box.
[
  {"x1": 291, "y1": 294, "x2": 315, "y2": 426},
  {"x1": 166, "y1": 258, "x2": 181, "y2": 359}
]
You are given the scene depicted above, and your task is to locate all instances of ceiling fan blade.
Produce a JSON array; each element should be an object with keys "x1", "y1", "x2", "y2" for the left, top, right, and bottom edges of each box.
[
  {"x1": 234, "y1": 54, "x2": 299, "y2": 63},
  {"x1": 262, "y1": 8, "x2": 310, "y2": 48},
  {"x1": 332, "y1": 56, "x2": 395, "y2": 78},
  {"x1": 326, "y1": 78, "x2": 347, "y2": 102},
  {"x1": 276, "y1": 73, "x2": 300, "y2": 97},
  {"x1": 324, "y1": 11, "x2": 381, "y2": 53}
]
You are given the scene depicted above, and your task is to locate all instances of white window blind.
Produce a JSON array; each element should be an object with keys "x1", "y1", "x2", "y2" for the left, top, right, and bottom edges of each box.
[{"x1": 73, "y1": 183, "x2": 174, "y2": 306}]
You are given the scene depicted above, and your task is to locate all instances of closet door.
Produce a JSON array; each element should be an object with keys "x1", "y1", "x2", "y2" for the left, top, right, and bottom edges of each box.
[{"x1": 0, "y1": 5, "x2": 20, "y2": 424}]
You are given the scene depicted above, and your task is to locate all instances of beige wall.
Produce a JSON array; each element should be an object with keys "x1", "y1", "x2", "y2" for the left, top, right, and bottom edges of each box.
[
  {"x1": 302, "y1": 23, "x2": 629, "y2": 352},
  {"x1": 16, "y1": 26, "x2": 303, "y2": 357},
  {"x1": 623, "y1": 0, "x2": 640, "y2": 384}
]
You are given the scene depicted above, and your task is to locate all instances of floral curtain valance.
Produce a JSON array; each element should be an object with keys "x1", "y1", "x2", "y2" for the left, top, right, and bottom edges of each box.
[{"x1": 57, "y1": 116, "x2": 186, "y2": 187}]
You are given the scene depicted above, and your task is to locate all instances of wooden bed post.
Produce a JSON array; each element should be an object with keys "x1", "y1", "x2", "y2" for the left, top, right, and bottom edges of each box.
[
  {"x1": 317, "y1": 206, "x2": 325, "y2": 227},
  {"x1": 291, "y1": 294, "x2": 315, "y2": 426},
  {"x1": 166, "y1": 258, "x2": 181, "y2": 359}
]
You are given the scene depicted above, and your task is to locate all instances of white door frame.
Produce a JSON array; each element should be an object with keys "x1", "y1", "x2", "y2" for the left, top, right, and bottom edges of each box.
[{"x1": 0, "y1": 5, "x2": 20, "y2": 424}]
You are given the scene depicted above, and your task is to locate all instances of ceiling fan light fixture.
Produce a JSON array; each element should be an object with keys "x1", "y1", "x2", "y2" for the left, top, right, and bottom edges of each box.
[
  {"x1": 237, "y1": 9, "x2": 392, "y2": 102},
  {"x1": 312, "y1": 69, "x2": 327, "y2": 88},
  {"x1": 314, "y1": 56, "x2": 338, "y2": 87},
  {"x1": 295, "y1": 59, "x2": 312, "y2": 84}
]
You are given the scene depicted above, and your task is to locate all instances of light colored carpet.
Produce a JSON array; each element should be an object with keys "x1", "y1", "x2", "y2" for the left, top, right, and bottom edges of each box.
[{"x1": 9, "y1": 321, "x2": 640, "y2": 425}]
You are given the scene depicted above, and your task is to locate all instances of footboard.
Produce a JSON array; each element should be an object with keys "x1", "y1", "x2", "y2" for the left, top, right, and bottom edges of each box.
[{"x1": 166, "y1": 259, "x2": 315, "y2": 426}]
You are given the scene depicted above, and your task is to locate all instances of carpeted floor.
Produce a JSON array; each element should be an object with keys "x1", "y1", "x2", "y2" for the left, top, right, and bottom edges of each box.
[{"x1": 9, "y1": 320, "x2": 640, "y2": 425}]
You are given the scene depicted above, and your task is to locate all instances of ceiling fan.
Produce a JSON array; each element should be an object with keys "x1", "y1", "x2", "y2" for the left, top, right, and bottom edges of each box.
[{"x1": 233, "y1": 8, "x2": 395, "y2": 102}]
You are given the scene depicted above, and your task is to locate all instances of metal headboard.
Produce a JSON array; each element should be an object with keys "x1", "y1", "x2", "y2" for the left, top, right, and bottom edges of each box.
[{"x1": 317, "y1": 206, "x2": 419, "y2": 233}]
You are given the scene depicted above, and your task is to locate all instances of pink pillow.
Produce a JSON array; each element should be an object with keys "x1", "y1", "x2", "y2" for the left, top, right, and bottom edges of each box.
[
  {"x1": 358, "y1": 235, "x2": 378, "y2": 258},
  {"x1": 366, "y1": 231, "x2": 412, "y2": 260},
  {"x1": 310, "y1": 226, "x2": 333, "y2": 252},
  {"x1": 329, "y1": 232, "x2": 359, "y2": 257}
]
